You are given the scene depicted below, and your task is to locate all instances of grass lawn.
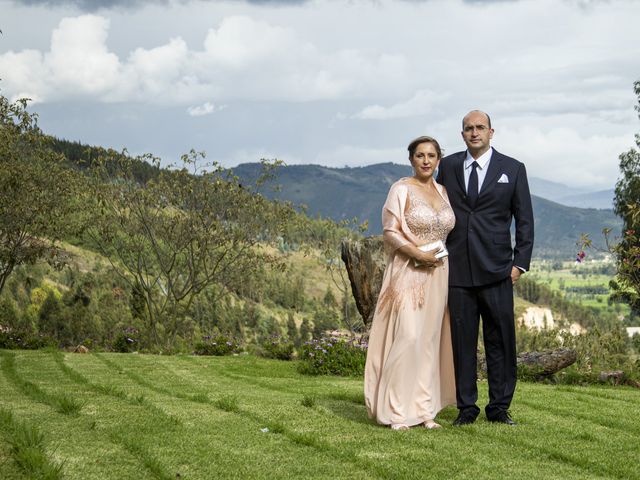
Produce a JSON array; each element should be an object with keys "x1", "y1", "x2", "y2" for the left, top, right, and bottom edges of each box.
[{"x1": 1, "y1": 350, "x2": 639, "y2": 479}]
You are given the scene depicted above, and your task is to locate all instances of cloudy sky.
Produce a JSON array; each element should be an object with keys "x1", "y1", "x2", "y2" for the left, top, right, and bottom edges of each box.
[{"x1": 1, "y1": 0, "x2": 639, "y2": 189}]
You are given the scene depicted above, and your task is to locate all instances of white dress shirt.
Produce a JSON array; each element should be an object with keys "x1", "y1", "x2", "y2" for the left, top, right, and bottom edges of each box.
[{"x1": 464, "y1": 147, "x2": 493, "y2": 194}]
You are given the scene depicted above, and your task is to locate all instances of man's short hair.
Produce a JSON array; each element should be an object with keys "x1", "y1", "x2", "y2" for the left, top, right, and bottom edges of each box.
[{"x1": 462, "y1": 110, "x2": 492, "y2": 129}]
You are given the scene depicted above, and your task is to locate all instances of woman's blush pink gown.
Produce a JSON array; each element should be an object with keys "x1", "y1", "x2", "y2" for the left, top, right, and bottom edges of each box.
[{"x1": 364, "y1": 178, "x2": 456, "y2": 426}]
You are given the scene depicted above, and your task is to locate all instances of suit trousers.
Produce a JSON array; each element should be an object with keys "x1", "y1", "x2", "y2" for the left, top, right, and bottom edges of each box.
[{"x1": 448, "y1": 277, "x2": 516, "y2": 418}]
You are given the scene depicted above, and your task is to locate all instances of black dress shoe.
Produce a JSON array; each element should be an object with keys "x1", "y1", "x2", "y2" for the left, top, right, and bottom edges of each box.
[
  {"x1": 488, "y1": 411, "x2": 516, "y2": 426},
  {"x1": 452, "y1": 411, "x2": 478, "y2": 426}
]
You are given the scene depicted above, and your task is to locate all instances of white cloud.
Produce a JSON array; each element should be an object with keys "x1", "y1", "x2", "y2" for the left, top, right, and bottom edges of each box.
[
  {"x1": 0, "y1": 12, "x2": 410, "y2": 104},
  {"x1": 495, "y1": 125, "x2": 636, "y2": 189},
  {"x1": 314, "y1": 145, "x2": 406, "y2": 169},
  {"x1": 47, "y1": 15, "x2": 120, "y2": 95},
  {"x1": 201, "y1": 15, "x2": 295, "y2": 69},
  {"x1": 0, "y1": 15, "x2": 120, "y2": 101},
  {"x1": 354, "y1": 90, "x2": 452, "y2": 120},
  {"x1": 186, "y1": 101, "x2": 225, "y2": 116},
  {"x1": 0, "y1": 0, "x2": 638, "y2": 190}
]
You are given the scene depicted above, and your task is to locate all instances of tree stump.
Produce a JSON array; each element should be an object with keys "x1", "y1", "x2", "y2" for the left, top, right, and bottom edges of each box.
[{"x1": 341, "y1": 236, "x2": 385, "y2": 328}]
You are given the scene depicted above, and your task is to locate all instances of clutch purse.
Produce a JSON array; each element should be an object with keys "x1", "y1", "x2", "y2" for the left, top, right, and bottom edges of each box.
[{"x1": 414, "y1": 240, "x2": 448, "y2": 267}]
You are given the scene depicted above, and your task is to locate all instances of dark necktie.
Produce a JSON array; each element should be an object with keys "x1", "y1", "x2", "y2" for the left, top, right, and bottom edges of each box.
[{"x1": 467, "y1": 161, "x2": 479, "y2": 209}]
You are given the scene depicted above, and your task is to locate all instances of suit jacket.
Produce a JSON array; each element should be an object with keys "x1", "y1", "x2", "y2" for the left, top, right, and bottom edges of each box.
[{"x1": 436, "y1": 148, "x2": 534, "y2": 287}]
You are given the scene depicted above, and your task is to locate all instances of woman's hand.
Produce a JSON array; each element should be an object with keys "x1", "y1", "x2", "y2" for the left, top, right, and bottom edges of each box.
[{"x1": 415, "y1": 248, "x2": 443, "y2": 269}]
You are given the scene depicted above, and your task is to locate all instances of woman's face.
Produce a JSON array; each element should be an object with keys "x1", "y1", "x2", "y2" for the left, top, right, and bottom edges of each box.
[{"x1": 411, "y1": 142, "x2": 440, "y2": 182}]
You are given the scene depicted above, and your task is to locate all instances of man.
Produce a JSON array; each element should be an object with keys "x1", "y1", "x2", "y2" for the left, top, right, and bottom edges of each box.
[{"x1": 436, "y1": 110, "x2": 534, "y2": 426}]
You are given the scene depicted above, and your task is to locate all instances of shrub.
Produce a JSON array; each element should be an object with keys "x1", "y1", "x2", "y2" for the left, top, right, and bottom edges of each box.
[
  {"x1": 261, "y1": 335, "x2": 295, "y2": 360},
  {"x1": 0, "y1": 297, "x2": 20, "y2": 329},
  {"x1": 194, "y1": 334, "x2": 242, "y2": 356},
  {"x1": 0, "y1": 328, "x2": 56, "y2": 350},
  {"x1": 112, "y1": 327, "x2": 140, "y2": 353},
  {"x1": 298, "y1": 336, "x2": 367, "y2": 376}
]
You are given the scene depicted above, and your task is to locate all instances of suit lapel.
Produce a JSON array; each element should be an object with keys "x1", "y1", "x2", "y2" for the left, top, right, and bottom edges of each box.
[
  {"x1": 478, "y1": 149, "x2": 503, "y2": 199},
  {"x1": 453, "y1": 153, "x2": 466, "y2": 196}
]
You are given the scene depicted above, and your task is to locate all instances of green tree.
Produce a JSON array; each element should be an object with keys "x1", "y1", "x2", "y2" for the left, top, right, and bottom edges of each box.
[
  {"x1": 611, "y1": 81, "x2": 640, "y2": 313},
  {"x1": 0, "y1": 296, "x2": 19, "y2": 329},
  {"x1": 299, "y1": 317, "x2": 311, "y2": 344},
  {"x1": 286, "y1": 310, "x2": 298, "y2": 344},
  {"x1": 312, "y1": 307, "x2": 340, "y2": 339},
  {"x1": 315, "y1": 218, "x2": 366, "y2": 337},
  {"x1": 85, "y1": 149, "x2": 296, "y2": 348},
  {"x1": 322, "y1": 286, "x2": 338, "y2": 309},
  {"x1": 38, "y1": 291, "x2": 65, "y2": 342},
  {"x1": 0, "y1": 95, "x2": 80, "y2": 294}
]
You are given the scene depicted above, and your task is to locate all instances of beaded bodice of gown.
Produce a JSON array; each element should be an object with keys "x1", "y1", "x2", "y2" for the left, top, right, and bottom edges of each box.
[{"x1": 405, "y1": 185, "x2": 455, "y2": 243}]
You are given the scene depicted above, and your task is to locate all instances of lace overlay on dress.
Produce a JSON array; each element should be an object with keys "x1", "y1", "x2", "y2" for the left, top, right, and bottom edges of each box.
[
  {"x1": 405, "y1": 190, "x2": 455, "y2": 243},
  {"x1": 377, "y1": 183, "x2": 455, "y2": 312}
]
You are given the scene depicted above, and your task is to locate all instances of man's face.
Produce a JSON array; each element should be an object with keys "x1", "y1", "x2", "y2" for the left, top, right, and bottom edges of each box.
[{"x1": 461, "y1": 112, "x2": 494, "y2": 156}]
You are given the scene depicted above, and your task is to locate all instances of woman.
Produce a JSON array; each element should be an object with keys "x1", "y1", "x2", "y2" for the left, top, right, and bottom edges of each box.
[{"x1": 364, "y1": 136, "x2": 456, "y2": 430}]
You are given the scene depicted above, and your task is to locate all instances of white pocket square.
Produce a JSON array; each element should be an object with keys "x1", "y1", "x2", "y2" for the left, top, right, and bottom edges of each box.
[{"x1": 498, "y1": 174, "x2": 509, "y2": 183}]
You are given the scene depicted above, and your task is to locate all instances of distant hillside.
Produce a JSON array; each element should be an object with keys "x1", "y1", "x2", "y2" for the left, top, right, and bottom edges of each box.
[
  {"x1": 233, "y1": 162, "x2": 622, "y2": 259},
  {"x1": 527, "y1": 178, "x2": 614, "y2": 209},
  {"x1": 528, "y1": 177, "x2": 588, "y2": 201},
  {"x1": 529, "y1": 196, "x2": 621, "y2": 257},
  {"x1": 235, "y1": 161, "x2": 409, "y2": 229},
  {"x1": 556, "y1": 189, "x2": 615, "y2": 209}
]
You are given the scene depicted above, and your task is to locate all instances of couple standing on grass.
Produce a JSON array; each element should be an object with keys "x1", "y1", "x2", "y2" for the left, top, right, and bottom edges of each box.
[{"x1": 364, "y1": 110, "x2": 534, "y2": 430}]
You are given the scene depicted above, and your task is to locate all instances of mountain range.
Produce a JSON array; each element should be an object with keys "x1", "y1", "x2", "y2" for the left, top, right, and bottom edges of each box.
[
  {"x1": 527, "y1": 177, "x2": 614, "y2": 209},
  {"x1": 233, "y1": 162, "x2": 622, "y2": 259}
]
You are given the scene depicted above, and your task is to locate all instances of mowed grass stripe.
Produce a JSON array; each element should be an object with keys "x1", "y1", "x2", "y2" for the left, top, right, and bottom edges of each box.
[
  {"x1": 109, "y1": 432, "x2": 175, "y2": 480},
  {"x1": 0, "y1": 351, "x2": 83, "y2": 416},
  {"x1": 78, "y1": 354, "x2": 382, "y2": 478},
  {"x1": 252, "y1": 394, "x2": 594, "y2": 480},
  {"x1": 108, "y1": 356, "x2": 418, "y2": 478},
  {"x1": 519, "y1": 385, "x2": 640, "y2": 436},
  {"x1": 5, "y1": 351, "x2": 639, "y2": 480},
  {"x1": 439, "y1": 417, "x2": 610, "y2": 480},
  {"x1": 179, "y1": 362, "x2": 579, "y2": 475},
  {"x1": 2, "y1": 351, "x2": 182, "y2": 479},
  {"x1": 91, "y1": 354, "x2": 388, "y2": 478},
  {"x1": 52, "y1": 352, "x2": 179, "y2": 425},
  {"x1": 93, "y1": 353, "x2": 217, "y2": 404},
  {"x1": 494, "y1": 392, "x2": 636, "y2": 479},
  {"x1": 110, "y1": 354, "x2": 631, "y2": 479},
  {"x1": 93, "y1": 354, "x2": 386, "y2": 475},
  {"x1": 556, "y1": 384, "x2": 639, "y2": 405},
  {"x1": 519, "y1": 396, "x2": 640, "y2": 437},
  {"x1": 177, "y1": 354, "x2": 358, "y2": 403}
]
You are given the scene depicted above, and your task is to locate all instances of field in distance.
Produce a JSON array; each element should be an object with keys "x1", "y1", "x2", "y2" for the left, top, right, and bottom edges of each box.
[{"x1": 528, "y1": 259, "x2": 632, "y2": 320}]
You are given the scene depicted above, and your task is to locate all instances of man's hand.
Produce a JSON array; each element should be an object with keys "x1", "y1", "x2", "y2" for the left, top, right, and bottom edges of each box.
[{"x1": 511, "y1": 266, "x2": 522, "y2": 284}]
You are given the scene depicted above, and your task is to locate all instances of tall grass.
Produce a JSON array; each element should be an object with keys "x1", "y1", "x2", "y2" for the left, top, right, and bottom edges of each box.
[{"x1": 0, "y1": 408, "x2": 64, "y2": 479}]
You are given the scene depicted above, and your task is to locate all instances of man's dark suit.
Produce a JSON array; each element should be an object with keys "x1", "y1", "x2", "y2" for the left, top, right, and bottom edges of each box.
[{"x1": 437, "y1": 148, "x2": 534, "y2": 418}]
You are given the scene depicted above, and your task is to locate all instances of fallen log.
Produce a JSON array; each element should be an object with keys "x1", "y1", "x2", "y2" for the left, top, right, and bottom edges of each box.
[
  {"x1": 515, "y1": 348, "x2": 577, "y2": 379},
  {"x1": 476, "y1": 348, "x2": 577, "y2": 380}
]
